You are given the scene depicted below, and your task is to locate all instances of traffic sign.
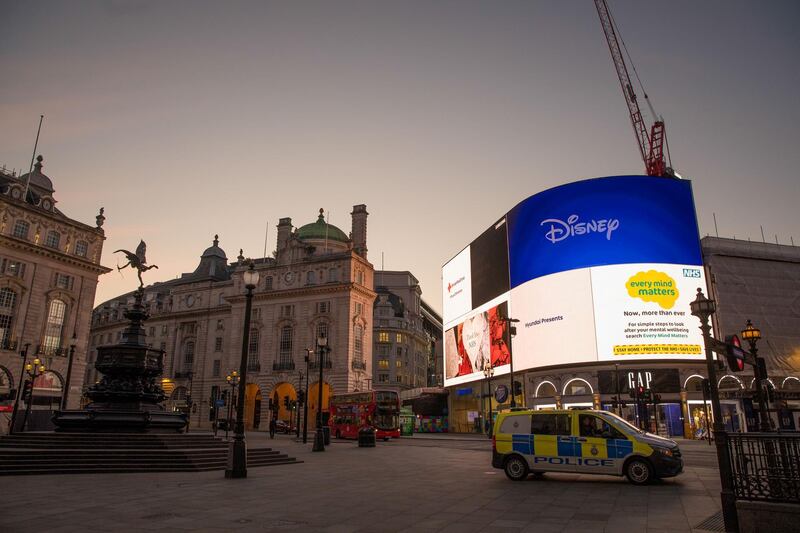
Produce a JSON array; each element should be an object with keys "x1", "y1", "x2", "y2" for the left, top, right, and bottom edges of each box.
[
  {"x1": 495, "y1": 385, "x2": 509, "y2": 404},
  {"x1": 215, "y1": 399, "x2": 225, "y2": 407}
]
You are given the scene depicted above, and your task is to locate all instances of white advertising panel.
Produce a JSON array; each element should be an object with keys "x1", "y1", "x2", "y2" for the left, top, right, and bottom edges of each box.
[{"x1": 441, "y1": 246, "x2": 472, "y2": 326}]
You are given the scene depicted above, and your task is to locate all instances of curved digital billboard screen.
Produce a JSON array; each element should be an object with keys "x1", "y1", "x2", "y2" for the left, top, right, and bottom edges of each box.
[{"x1": 443, "y1": 175, "x2": 708, "y2": 387}]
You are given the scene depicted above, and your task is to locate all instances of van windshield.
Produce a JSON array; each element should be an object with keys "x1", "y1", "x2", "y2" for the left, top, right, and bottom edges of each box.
[{"x1": 601, "y1": 412, "x2": 644, "y2": 436}]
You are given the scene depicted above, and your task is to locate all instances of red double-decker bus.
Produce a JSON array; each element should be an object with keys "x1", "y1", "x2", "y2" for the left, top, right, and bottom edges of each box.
[{"x1": 329, "y1": 390, "x2": 401, "y2": 440}]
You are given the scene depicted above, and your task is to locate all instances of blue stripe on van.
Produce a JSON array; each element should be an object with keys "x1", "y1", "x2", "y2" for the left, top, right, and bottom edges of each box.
[
  {"x1": 512, "y1": 434, "x2": 534, "y2": 455},
  {"x1": 557, "y1": 438, "x2": 580, "y2": 457},
  {"x1": 608, "y1": 439, "x2": 633, "y2": 458}
]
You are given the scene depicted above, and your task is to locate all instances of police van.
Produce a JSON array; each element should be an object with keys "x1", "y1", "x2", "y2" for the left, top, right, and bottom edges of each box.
[{"x1": 492, "y1": 409, "x2": 683, "y2": 484}]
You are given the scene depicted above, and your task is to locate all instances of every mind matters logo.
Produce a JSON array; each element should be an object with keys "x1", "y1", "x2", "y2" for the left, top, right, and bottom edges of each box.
[
  {"x1": 447, "y1": 276, "x2": 465, "y2": 298},
  {"x1": 626, "y1": 270, "x2": 679, "y2": 309},
  {"x1": 540, "y1": 214, "x2": 620, "y2": 244}
]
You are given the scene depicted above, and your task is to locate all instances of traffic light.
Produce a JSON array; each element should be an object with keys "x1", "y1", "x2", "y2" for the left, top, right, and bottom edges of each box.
[
  {"x1": 724, "y1": 334, "x2": 746, "y2": 372},
  {"x1": 513, "y1": 380, "x2": 522, "y2": 396},
  {"x1": 283, "y1": 396, "x2": 289, "y2": 409},
  {"x1": 642, "y1": 389, "x2": 652, "y2": 402},
  {"x1": 298, "y1": 390, "x2": 305, "y2": 405}
]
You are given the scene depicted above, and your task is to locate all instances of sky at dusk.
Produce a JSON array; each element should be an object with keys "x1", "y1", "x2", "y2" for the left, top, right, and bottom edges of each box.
[{"x1": 2, "y1": 0, "x2": 799, "y2": 312}]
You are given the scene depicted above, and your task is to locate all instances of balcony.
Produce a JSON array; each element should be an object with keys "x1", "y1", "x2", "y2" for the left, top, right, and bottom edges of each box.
[
  {"x1": 272, "y1": 360, "x2": 295, "y2": 372},
  {"x1": 1, "y1": 339, "x2": 18, "y2": 351},
  {"x1": 37, "y1": 345, "x2": 67, "y2": 357},
  {"x1": 309, "y1": 358, "x2": 333, "y2": 370},
  {"x1": 247, "y1": 361, "x2": 261, "y2": 373},
  {"x1": 174, "y1": 371, "x2": 194, "y2": 379},
  {"x1": 351, "y1": 359, "x2": 367, "y2": 371}
]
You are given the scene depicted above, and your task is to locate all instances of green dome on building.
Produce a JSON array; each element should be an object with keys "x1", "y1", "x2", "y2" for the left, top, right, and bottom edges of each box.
[{"x1": 296, "y1": 209, "x2": 349, "y2": 243}]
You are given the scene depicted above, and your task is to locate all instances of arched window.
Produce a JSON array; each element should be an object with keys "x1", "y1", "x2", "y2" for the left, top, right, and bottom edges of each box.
[
  {"x1": 183, "y1": 341, "x2": 195, "y2": 372},
  {"x1": 354, "y1": 324, "x2": 364, "y2": 361},
  {"x1": 278, "y1": 326, "x2": 293, "y2": 364},
  {"x1": 782, "y1": 377, "x2": 800, "y2": 391},
  {"x1": 562, "y1": 378, "x2": 593, "y2": 396},
  {"x1": 0, "y1": 288, "x2": 18, "y2": 347},
  {"x1": 248, "y1": 329, "x2": 260, "y2": 370},
  {"x1": 42, "y1": 299, "x2": 67, "y2": 354},
  {"x1": 535, "y1": 381, "x2": 557, "y2": 398},
  {"x1": 12, "y1": 220, "x2": 30, "y2": 240},
  {"x1": 718, "y1": 375, "x2": 743, "y2": 392},
  {"x1": 264, "y1": 276, "x2": 273, "y2": 290},
  {"x1": 684, "y1": 375, "x2": 705, "y2": 392},
  {"x1": 45, "y1": 231, "x2": 60, "y2": 249}
]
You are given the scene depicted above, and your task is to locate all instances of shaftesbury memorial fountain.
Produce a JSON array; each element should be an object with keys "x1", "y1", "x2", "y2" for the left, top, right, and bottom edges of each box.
[{"x1": 54, "y1": 241, "x2": 187, "y2": 432}]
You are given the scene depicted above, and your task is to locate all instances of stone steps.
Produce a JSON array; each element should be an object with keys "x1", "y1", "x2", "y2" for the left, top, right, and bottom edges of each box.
[{"x1": 0, "y1": 433, "x2": 301, "y2": 476}]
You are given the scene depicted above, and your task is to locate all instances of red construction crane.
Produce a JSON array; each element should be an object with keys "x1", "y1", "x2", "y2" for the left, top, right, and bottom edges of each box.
[{"x1": 594, "y1": 0, "x2": 670, "y2": 177}]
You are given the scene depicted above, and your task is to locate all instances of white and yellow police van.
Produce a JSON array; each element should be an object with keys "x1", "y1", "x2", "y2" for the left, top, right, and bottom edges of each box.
[{"x1": 492, "y1": 409, "x2": 683, "y2": 484}]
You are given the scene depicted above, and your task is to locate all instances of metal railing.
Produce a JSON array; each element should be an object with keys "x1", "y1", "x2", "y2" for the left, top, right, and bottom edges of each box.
[
  {"x1": 272, "y1": 360, "x2": 295, "y2": 371},
  {"x1": 1, "y1": 338, "x2": 18, "y2": 351},
  {"x1": 727, "y1": 432, "x2": 800, "y2": 503},
  {"x1": 351, "y1": 359, "x2": 367, "y2": 371},
  {"x1": 309, "y1": 358, "x2": 332, "y2": 370},
  {"x1": 247, "y1": 361, "x2": 261, "y2": 372},
  {"x1": 37, "y1": 344, "x2": 67, "y2": 357}
]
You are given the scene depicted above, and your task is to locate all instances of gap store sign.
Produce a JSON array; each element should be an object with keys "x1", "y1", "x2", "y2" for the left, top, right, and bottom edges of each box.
[{"x1": 442, "y1": 175, "x2": 708, "y2": 387}]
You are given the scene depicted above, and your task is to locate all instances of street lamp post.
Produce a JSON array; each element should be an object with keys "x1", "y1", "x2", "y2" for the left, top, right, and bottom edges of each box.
[
  {"x1": 483, "y1": 362, "x2": 494, "y2": 437},
  {"x1": 21, "y1": 357, "x2": 46, "y2": 432},
  {"x1": 296, "y1": 371, "x2": 303, "y2": 438},
  {"x1": 690, "y1": 288, "x2": 738, "y2": 533},
  {"x1": 741, "y1": 319, "x2": 772, "y2": 432},
  {"x1": 303, "y1": 350, "x2": 311, "y2": 444},
  {"x1": 312, "y1": 336, "x2": 329, "y2": 452},
  {"x1": 500, "y1": 317, "x2": 520, "y2": 408},
  {"x1": 226, "y1": 263, "x2": 259, "y2": 479},
  {"x1": 225, "y1": 371, "x2": 239, "y2": 440},
  {"x1": 61, "y1": 333, "x2": 78, "y2": 410},
  {"x1": 9, "y1": 343, "x2": 30, "y2": 435}
]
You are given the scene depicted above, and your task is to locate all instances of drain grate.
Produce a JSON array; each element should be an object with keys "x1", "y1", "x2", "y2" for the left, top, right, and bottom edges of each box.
[{"x1": 694, "y1": 511, "x2": 726, "y2": 532}]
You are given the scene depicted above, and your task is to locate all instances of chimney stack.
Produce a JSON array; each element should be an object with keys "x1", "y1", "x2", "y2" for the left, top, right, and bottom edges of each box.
[
  {"x1": 276, "y1": 218, "x2": 293, "y2": 252},
  {"x1": 351, "y1": 204, "x2": 368, "y2": 259}
]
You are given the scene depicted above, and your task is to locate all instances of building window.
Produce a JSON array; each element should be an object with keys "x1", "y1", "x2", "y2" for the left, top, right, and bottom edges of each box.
[
  {"x1": 42, "y1": 299, "x2": 67, "y2": 353},
  {"x1": 279, "y1": 325, "x2": 293, "y2": 363},
  {"x1": 316, "y1": 301, "x2": 330, "y2": 314},
  {"x1": 12, "y1": 220, "x2": 29, "y2": 240},
  {"x1": 212, "y1": 359, "x2": 221, "y2": 377},
  {"x1": 356, "y1": 270, "x2": 364, "y2": 285},
  {"x1": 215, "y1": 337, "x2": 223, "y2": 352},
  {"x1": 218, "y1": 293, "x2": 226, "y2": 305},
  {"x1": 159, "y1": 342, "x2": 166, "y2": 352},
  {"x1": 74, "y1": 240, "x2": 88, "y2": 257},
  {"x1": 354, "y1": 324, "x2": 364, "y2": 361},
  {"x1": 328, "y1": 268, "x2": 338, "y2": 282},
  {"x1": 396, "y1": 347, "x2": 403, "y2": 357},
  {"x1": 55, "y1": 273, "x2": 73, "y2": 290},
  {"x1": 161, "y1": 325, "x2": 168, "y2": 336},
  {"x1": 355, "y1": 302, "x2": 363, "y2": 315},
  {"x1": 1, "y1": 258, "x2": 26, "y2": 279},
  {"x1": 315, "y1": 322, "x2": 329, "y2": 343},
  {"x1": 281, "y1": 305, "x2": 294, "y2": 317},
  {"x1": 396, "y1": 360, "x2": 402, "y2": 368},
  {"x1": 377, "y1": 344, "x2": 390, "y2": 356},
  {"x1": 216, "y1": 319, "x2": 224, "y2": 330},
  {"x1": 378, "y1": 331, "x2": 389, "y2": 343},
  {"x1": 378, "y1": 359, "x2": 389, "y2": 369},
  {"x1": 395, "y1": 375, "x2": 402, "y2": 383},
  {"x1": 248, "y1": 329, "x2": 259, "y2": 369},
  {"x1": 0, "y1": 288, "x2": 17, "y2": 347},
  {"x1": 265, "y1": 276, "x2": 273, "y2": 290},
  {"x1": 378, "y1": 373, "x2": 389, "y2": 383},
  {"x1": 148, "y1": 326, "x2": 155, "y2": 336},
  {"x1": 306, "y1": 271, "x2": 316, "y2": 285},
  {"x1": 45, "y1": 231, "x2": 60, "y2": 249},
  {"x1": 183, "y1": 341, "x2": 195, "y2": 372},
  {"x1": 396, "y1": 333, "x2": 403, "y2": 343}
]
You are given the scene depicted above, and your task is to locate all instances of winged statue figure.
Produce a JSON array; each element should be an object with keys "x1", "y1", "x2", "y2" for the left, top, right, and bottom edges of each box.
[{"x1": 115, "y1": 240, "x2": 159, "y2": 288}]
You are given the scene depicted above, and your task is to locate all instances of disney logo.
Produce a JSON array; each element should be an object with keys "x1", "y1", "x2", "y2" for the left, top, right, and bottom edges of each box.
[{"x1": 541, "y1": 214, "x2": 620, "y2": 244}]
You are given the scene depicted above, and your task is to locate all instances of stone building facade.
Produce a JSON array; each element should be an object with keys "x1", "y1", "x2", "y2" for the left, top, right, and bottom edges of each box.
[
  {"x1": 0, "y1": 156, "x2": 109, "y2": 430},
  {"x1": 86, "y1": 207, "x2": 375, "y2": 431},
  {"x1": 372, "y1": 270, "x2": 441, "y2": 391}
]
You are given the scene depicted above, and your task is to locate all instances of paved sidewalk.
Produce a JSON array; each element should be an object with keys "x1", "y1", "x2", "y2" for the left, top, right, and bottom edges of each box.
[{"x1": 2, "y1": 432, "x2": 723, "y2": 533}]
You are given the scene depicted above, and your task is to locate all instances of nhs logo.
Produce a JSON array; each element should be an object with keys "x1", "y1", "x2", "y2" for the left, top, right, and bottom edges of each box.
[{"x1": 683, "y1": 268, "x2": 701, "y2": 278}]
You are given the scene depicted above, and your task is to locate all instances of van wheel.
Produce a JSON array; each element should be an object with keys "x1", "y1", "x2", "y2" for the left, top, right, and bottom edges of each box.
[
  {"x1": 625, "y1": 458, "x2": 653, "y2": 485},
  {"x1": 504, "y1": 455, "x2": 529, "y2": 481}
]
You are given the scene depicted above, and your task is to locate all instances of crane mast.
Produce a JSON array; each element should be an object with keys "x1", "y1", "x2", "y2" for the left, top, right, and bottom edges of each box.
[{"x1": 594, "y1": 0, "x2": 667, "y2": 177}]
